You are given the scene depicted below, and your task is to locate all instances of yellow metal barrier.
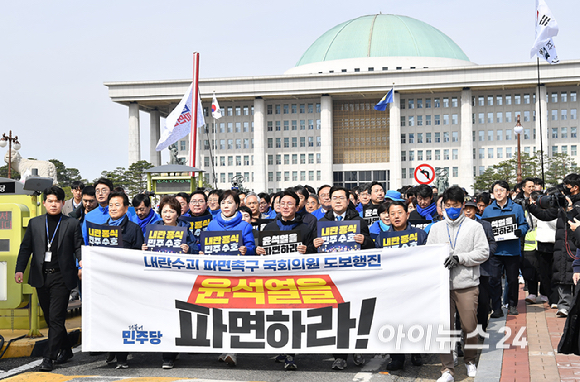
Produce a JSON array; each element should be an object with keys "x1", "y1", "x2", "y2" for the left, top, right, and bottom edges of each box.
[{"x1": 0, "y1": 179, "x2": 47, "y2": 337}]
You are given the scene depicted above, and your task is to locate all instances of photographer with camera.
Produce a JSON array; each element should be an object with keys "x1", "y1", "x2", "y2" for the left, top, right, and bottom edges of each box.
[{"x1": 528, "y1": 174, "x2": 580, "y2": 317}]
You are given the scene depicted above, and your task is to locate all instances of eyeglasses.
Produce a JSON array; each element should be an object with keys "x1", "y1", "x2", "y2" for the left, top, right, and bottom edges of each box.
[
  {"x1": 95, "y1": 189, "x2": 109, "y2": 195},
  {"x1": 279, "y1": 202, "x2": 295, "y2": 207},
  {"x1": 332, "y1": 196, "x2": 347, "y2": 201},
  {"x1": 190, "y1": 200, "x2": 205, "y2": 205},
  {"x1": 319, "y1": 193, "x2": 329, "y2": 198}
]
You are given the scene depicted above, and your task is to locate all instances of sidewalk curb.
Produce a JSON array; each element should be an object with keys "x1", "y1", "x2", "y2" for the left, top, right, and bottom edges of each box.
[
  {"x1": 474, "y1": 313, "x2": 507, "y2": 382},
  {"x1": 0, "y1": 328, "x2": 81, "y2": 359}
]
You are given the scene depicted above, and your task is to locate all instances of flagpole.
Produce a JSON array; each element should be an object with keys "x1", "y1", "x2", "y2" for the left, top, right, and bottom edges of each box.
[
  {"x1": 212, "y1": 112, "x2": 218, "y2": 189},
  {"x1": 537, "y1": 57, "x2": 546, "y2": 186},
  {"x1": 190, "y1": 52, "x2": 200, "y2": 181},
  {"x1": 202, "y1": 118, "x2": 218, "y2": 189}
]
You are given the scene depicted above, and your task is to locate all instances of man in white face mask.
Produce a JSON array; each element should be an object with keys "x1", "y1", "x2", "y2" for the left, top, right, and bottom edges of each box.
[{"x1": 426, "y1": 186, "x2": 489, "y2": 382}]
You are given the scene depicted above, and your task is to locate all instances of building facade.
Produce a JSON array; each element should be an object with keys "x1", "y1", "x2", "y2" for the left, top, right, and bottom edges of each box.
[{"x1": 105, "y1": 14, "x2": 580, "y2": 194}]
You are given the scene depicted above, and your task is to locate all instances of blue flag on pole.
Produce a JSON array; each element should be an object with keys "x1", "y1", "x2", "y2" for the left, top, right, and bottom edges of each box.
[{"x1": 374, "y1": 88, "x2": 394, "y2": 111}]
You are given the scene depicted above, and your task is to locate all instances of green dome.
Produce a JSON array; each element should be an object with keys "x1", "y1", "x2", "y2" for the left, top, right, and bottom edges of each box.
[{"x1": 295, "y1": 14, "x2": 470, "y2": 67}]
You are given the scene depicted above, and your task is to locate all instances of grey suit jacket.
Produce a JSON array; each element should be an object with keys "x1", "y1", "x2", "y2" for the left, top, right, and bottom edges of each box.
[{"x1": 62, "y1": 198, "x2": 80, "y2": 216}]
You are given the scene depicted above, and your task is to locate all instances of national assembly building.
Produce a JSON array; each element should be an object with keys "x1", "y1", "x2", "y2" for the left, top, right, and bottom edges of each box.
[{"x1": 105, "y1": 14, "x2": 580, "y2": 194}]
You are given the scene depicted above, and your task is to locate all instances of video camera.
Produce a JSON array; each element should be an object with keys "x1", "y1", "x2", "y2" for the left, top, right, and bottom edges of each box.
[{"x1": 537, "y1": 193, "x2": 568, "y2": 209}]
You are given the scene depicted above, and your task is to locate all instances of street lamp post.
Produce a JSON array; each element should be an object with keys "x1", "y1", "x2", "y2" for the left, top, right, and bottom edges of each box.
[
  {"x1": 514, "y1": 115, "x2": 523, "y2": 183},
  {"x1": 0, "y1": 131, "x2": 21, "y2": 179}
]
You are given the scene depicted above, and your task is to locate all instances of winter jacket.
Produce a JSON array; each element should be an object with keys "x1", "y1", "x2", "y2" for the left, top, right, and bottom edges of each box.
[
  {"x1": 558, "y1": 290, "x2": 580, "y2": 355},
  {"x1": 261, "y1": 208, "x2": 277, "y2": 219},
  {"x1": 311, "y1": 206, "x2": 330, "y2": 220},
  {"x1": 69, "y1": 205, "x2": 86, "y2": 224},
  {"x1": 481, "y1": 198, "x2": 528, "y2": 257},
  {"x1": 529, "y1": 197, "x2": 580, "y2": 284},
  {"x1": 475, "y1": 218, "x2": 497, "y2": 277},
  {"x1": 106, "y1": 215, "x2": 144, "y2": 250},
  {"x1": 319, "y1": 208, "x2": 375, "y2": 250},
  {"x1": 296, "y1": 208, "x2": 317, "y2": 231},
  {"x1": 409, "y1": 206, "x2": 441, "y2": 222},
  {"x1": 206, "y1": 211, "x2": 256, "y2": 255},
  {"x1": 82, "y1": 205, "x2": 109, "y2": 245},
  {"x1": 263, "y1": 214, "x2": 316, "y2": 254},
  {"x1": 426, "y1": 212, "x2": 489, "y2": 290},
  {"x1": 131, "y1": 209, "x2": 163, "y2": 235},
  {"x1": 369, "y1": 219, "x2": 390, "y2": 240}
]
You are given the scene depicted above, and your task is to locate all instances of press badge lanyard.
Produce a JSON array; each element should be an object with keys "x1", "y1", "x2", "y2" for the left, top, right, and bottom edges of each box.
[
  {"x1": 446, "y1": 222, "x2": 463, "y2": 251},
  {"x1": 45, "y1": 216, "x2": 62, "y2": 262}
]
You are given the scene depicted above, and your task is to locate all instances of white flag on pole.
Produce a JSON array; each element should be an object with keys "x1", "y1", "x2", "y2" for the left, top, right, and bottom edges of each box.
[
  {"x1": 530, "y1": 0, "x2": 559, "y2": 59},
  {"x1": 212, "y1": 93, "x2": 222, "y2": 119},
  {"x1": 537, "y1": 38, "x2": 559, "y2": 64},
  {"x1": 156, "y1": 83, "x2": 205, "y2": 151}
]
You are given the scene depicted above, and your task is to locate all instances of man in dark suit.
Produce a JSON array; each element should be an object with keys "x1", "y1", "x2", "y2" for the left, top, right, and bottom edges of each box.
[
  {"x1": 314, "y1": 186, "x2": 374, "y2": 370},
  {"x1": 15, "y1": 186, "x2": 83, "y2": 372}
]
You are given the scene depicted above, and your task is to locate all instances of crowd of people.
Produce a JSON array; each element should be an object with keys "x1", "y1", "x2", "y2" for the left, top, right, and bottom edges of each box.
[{"x1": 15, "y1": 173, "x2": 580, "y2": 382}]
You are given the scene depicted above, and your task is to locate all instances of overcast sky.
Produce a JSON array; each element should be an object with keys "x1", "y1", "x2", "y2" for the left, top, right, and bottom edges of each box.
[{"x1": 1, "y1": 0, "x2": 578, "y2": 182}]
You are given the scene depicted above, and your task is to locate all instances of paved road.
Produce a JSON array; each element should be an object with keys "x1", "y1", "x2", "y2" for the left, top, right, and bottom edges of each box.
[{"x1": 1, "y1": 347, "x2": 479, "y2": 381}]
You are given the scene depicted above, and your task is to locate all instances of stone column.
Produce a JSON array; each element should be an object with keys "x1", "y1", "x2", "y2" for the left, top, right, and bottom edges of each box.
[
  {"x1": 149, "y1": 109, "x2": 161, "y2": 166},
  {"x1": 389, "y1": 91, "x2": 401, "y2": 190},
  {"x1": 536, "y1": 84, "x2": 549, "y2": 159},
  {"x1": 253, "y1": 97, "x2": 267, "y2": 192},
  {"x1": 128, "y1": 102, "x2": 141, "y2": 165},
  {"x1": 459, "y1": 87, "x2": 475, "y2": 194},
  {"x1": 320, "y1": 95, "x2": 333, "y2": 185}
]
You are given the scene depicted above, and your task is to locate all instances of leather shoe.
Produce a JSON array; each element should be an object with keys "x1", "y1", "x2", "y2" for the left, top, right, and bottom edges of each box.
[
  {"x1": 490, "y1": 310, "x2": 504, "y2": 318},
  {"x1": 40, "y1": 357, "x2": 53, "y2": 372},
  {"x1": 55, "y1": 348, "x2": 73, "y2": 364},
  {"x1": 386, "y1": 358, "x2": 405, "y2": 371},
  {"x1": 411, "y1": 354, "x2": 423, "y2": 366}
]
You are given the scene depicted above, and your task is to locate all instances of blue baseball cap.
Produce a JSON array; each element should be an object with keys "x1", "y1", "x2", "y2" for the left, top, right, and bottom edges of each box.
[{"x1": 384, "y1": 190, "x2": 405, "y2": 202}]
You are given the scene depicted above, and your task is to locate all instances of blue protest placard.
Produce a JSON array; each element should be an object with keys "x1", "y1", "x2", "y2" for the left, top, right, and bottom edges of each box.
[
  {"x1": 317, "y1": 221, "x2": 360, "y2": 253},
  {"x1": 145, "y1": 225, "x2": 188, "y2": 253},
  {"x1": 200, "y1": 230, "x2": 243, "y2": 255},
  {"x1": 86, "y1": 221, "x2": 123, "y2": 247}
]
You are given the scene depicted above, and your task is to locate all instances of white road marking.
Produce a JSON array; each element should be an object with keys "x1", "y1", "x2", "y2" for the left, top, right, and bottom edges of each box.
[
  {"x1": 353, "y1": 372, "x2": 374, "y2": 382},
  {"x1": 0, "y1": 345, "x2": 83, "y2": 379}
]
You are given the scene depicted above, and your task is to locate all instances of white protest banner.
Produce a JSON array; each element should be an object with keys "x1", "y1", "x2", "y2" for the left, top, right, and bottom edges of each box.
[{"x1": 82, "y1": 245, "x2": 451, "y2": 354}]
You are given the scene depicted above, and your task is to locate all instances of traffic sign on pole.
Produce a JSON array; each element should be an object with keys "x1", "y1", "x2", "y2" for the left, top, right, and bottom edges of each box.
[{"x1": 414, "y1": 164, "x2": 435, "y2": 185}]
